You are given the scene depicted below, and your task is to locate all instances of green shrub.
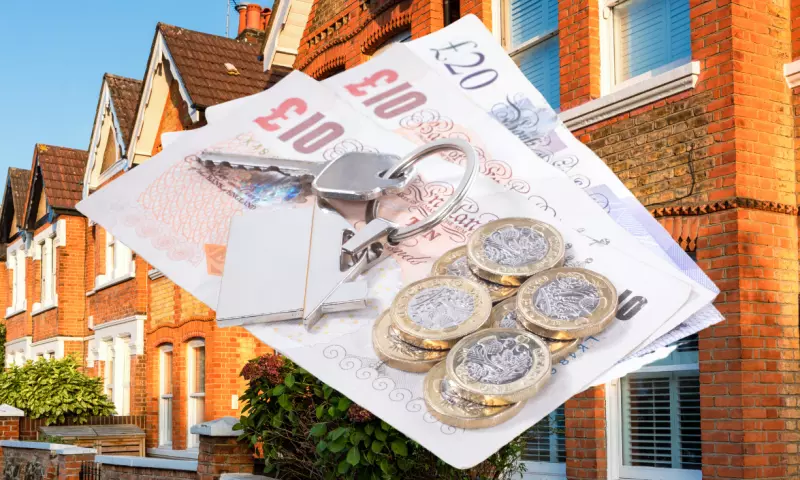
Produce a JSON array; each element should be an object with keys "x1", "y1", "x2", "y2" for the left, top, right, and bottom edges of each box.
[
  {"x1": 0, "y1": 356, "x2": 115, "y2": 424},
  {"x1": 0, "y1": 322, "x2": 5, "y2": 363},
  {"x1": 237, "y1": 354, "x2": 526, "y2": 480}
]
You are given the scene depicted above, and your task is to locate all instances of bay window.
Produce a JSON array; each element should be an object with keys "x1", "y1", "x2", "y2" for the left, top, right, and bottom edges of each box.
[
  {"x1": 504, "y1": 0, "x2": 560, "y2": 109},
  {"x1": 603, "y1": 0, "x2": 691, "y2": 89},
  {"x1": 608, "y1": 334, "x2": 701, "y2": 480},
  {"x1": 159, "y1": 344, "x2": 174, "y2": 448},
  {"x1": 187, "y1": 339, "x2": 206, "y2": 449}
]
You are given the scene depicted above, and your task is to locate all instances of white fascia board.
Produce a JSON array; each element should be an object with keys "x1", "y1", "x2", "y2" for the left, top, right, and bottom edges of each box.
[
  {"x1": 127, "y1": 32, "x2": 197, "y2": 169},
  {"x1": 262, "y1": 0, "x2": 293, "y2": 71}
]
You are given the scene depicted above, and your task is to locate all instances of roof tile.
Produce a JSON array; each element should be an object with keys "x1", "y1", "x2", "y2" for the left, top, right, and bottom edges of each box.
[
  {"x1": 158, "y1": 23, "x2": 270, "y2": 108},
  {"x1": 7, "y1": 168, "x2": 30, "y2": 225},
  {"x1": 105, "y1": 74, "x2": 143, "y2": 148},
  {"x1": 35, "y1": 145, "x2": 88, "y2": 211}
]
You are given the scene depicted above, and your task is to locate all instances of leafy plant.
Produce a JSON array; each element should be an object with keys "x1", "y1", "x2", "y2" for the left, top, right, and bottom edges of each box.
[
  {"x1": 38, "y1": 434, "x2": 73, "y2": 445},
  {"x1": 0, "y1": 322, "x2": 5, "y2": 364},
  {"x1": 0, "y1": 356, "x2": 115, "y2": 424},
  {"x1": 238, "y1": 353, "x2": 526, "y2": 480}
]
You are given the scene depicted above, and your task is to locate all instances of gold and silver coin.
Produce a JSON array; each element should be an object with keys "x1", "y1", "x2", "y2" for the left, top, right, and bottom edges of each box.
[
  {"x1": 423, "y1": 361, "x2": 526, "y2": 429},
  {"x1": 466, "y1": 218, "x2": 565, "y2": 286},
  {"x1": 445, "y1": 328, "x2": 551, "y2": 406},
  {"x1": 516, "y1": 267, "x2": 617, "y2": 340},
  {"x1": 372, "y1": 310, "x2": 447, "y2": 373},
  {"x1": 489, "y1": 297, "x2": 581, "y2": 362},
  {"x1": 390, "y1": 276, "x2": 492, "y2": 350},
  {"x1": 431, "y1": 246, "x2": 517, "y2": 303}
]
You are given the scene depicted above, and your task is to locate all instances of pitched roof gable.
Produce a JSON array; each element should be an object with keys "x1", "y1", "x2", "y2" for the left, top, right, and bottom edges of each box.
[
  {"x1": 158, "y1": 23, "x2": 270, "y2": 108},
  {"x1": 0, "y1": 167, "x2": 31, "y2": 242},
  {"x1": 26, "y1": 145, "x2": 88, "y2": 220},
  {"x1": 8, "y1": 168, "x2": 30, "y2": 226},
  {"x1": 105, "y1": 74, "x2": 143, "y2": 148}
]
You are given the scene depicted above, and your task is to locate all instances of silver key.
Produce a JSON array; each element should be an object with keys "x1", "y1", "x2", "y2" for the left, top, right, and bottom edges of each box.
[{"x1": 198, "y1": 151, "x2": 415, "y2": 202}]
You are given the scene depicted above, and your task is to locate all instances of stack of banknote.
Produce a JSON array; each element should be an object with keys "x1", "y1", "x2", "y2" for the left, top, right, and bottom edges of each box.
[{"x1": 77, "y1": 15, "x2": 722, "y2": 469}]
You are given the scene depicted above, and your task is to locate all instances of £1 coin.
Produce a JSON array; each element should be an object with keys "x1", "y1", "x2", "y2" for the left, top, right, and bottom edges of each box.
[
  {"x1": 489, "y1": 297, "x2": 582, "y2": 362},
  {"x1": 423, "y1": 361, "x2": 526, "y2": 429},
  {"x1": 390, "y1": 276, "x2": 492, "y2": 350},
  {"x1": 372, "y1": 310, "x2": 448, "y2": 373},
  {"x1": 446, "y1": 328, "x2": 551, "y2": 406},
  {"x1": 431, "y1": 246, "x2": 517, "y2": 303},
  {"x1": 467, "y1": 218, "x2": 564, "y2": 286},
  {"x1": 516, "y1": 267, "x2": 617, "y2": 340}
]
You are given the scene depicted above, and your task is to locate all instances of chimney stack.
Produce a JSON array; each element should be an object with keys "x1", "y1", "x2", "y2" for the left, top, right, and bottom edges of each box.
[
  {"x1": 245, "y1": 3, "x2": 262, "y2": 31},
  {"x1": 236, "y1": 4, "x2": 248, "y2": 35},
  {"x1": 236, "y1": 2, "x2": 271, "y2": 43},
  {"x1": 260, "y1": 8, "x2": 272, "y2": 30}
]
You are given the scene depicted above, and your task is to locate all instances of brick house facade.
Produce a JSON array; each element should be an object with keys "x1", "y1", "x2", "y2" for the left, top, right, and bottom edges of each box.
[
  {"x1": 291, "y1": 0, "x2": 800, "y2": 479},
  {"x1": 2, "y1": 145, "x2": 89, "y2": 367}
]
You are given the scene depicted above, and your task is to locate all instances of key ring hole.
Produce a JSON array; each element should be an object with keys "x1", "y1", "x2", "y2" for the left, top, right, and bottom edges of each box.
[{"x1": 366, "y1": 138, "x2": 479, "y2": 244}]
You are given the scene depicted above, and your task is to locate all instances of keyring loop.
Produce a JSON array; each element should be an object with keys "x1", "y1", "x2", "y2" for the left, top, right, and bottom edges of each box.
[{"x1": 366, "y1": 138, "x2": 478, "y2": 243}]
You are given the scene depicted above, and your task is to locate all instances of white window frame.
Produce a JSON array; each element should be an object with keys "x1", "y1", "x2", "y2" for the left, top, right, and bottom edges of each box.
[
  {"x1": 35, "y1": 236, "x2": 57, "y2": 312},
  {"x1": 186, "y1": 339, "x2": 206, "y2": 449},
  {"x1": 606, "y1": 350, "x2": 701, "y2": 480},
  {"x1": 104, "y1": 340, "x2": 115, "y2": 402},
  {"x1": 93, "y1": 230, "x2": 135, "y2": 291},
  {"x1": 159, "y1": 344, "x2": 174, "y2": 448},
  {"x1": 102, "y1": 336, "x2": 132, "y2": 416},
  {"x1": 599, "y1": 0, "x2": 691, "y2": 95},
  {"x1": 6, "y1": 248, "x2": 27, "y2": 317}
]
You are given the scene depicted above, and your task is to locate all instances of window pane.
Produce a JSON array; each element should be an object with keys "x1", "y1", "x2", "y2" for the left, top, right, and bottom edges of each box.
[
  {"x1": 163, "y1": 351, "x2": 173, "y2": 395},
  {"x1": 195, "y1": 346, "x2": 205, "y2": 393},
  {"x1": 678, "y1": 375, "x2": 701, "y2": 469},
  {"x1": 510, "y1": 0, "x2": 558, "y2": 48},
  {"x1": 623, "y1": 376, "x2": 673, "y2": 468},
  {"x1": 622, "y1": 373, "x2": 701, "y2": 470},
  {"x1": 522, "y1": 405, "x2": 565, "y2": 463},
  {"x1": 513, "y1": 36, "x2": 560, "y2": 109},
  {"x1": 648, "y1": 333, "x2": 699, "y2": 368},
  {"x1": 613, "y1": 0, "x2": 690, "y2": 83}
]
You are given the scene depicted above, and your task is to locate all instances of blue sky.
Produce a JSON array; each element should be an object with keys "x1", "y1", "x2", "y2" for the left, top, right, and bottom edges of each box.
[{"x1": 0, "y1": 0, "x2": 270, "y2": 188}]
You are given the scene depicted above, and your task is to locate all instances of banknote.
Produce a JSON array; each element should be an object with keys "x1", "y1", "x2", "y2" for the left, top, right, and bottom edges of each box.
[
  {"x1": 403, "y1": 14, "x2": 724, "y2": 341},
  {"x1": 318, "y1": 45, "x2": 716, "y2": 345},
  {"x1": 79, "y1": 67, "x2": 699, "y2": 468}
]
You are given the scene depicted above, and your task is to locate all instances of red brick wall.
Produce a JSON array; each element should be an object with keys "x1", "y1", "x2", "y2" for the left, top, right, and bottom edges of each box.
[
  {"x1": 295, "y1": 0, "x2": 495, "y2": 77},
  {"x1": 565, "y1": 386, "x2": 606, "y2": 479},
  {"x1": 87, "y1": 225, "x2": 148, "y2": 328},
  {"x1": 197, "y1": 436, "x2": 254, "y2": 480},
  {"x1": 29, "y1": 216, "x2": 88, "y2": 345},
  {"x1": 1, "y1": 446, "x2": 94, "y2": 480},
  {"x1": 558, "y1": 0, "x2": 601, "y2": 110},
  {"x1": 5, "y1": 310, "x2": 30, "y2": 342},
  {"x1": 0, "y1": 417, "x2": 20, "y2": 478},
  {"x1": 100, "y1": 464, "x2": 197, "y2": 479}
]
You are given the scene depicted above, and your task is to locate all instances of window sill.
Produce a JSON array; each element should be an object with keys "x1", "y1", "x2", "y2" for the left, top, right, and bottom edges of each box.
[
  {"x1": 87, "y1": 272, "x2": 136, "y2": 296},
  {"x1": 560, "y1": 61, "x2": 700, "y2": 130},
  {"x1": 784, "y1": 59, "x2": 800, "y2": 88},
  {"x1": 618, "y1": 465, "x2": 701, "y2": 480},
  {"x1": 5, "y1": 307, "x2": 26, "y2": 319},
  {"x1": 31, "y1": 303, "x2": 57, "y2": 317},
  {"x1": 145, "y1": 448, "x2": 199, "y2": 461}
]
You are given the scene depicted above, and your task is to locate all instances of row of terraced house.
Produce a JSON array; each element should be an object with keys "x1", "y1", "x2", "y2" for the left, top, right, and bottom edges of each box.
[{"x1": 3, "y1": 0, "x2": 800, "y2": 479}]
